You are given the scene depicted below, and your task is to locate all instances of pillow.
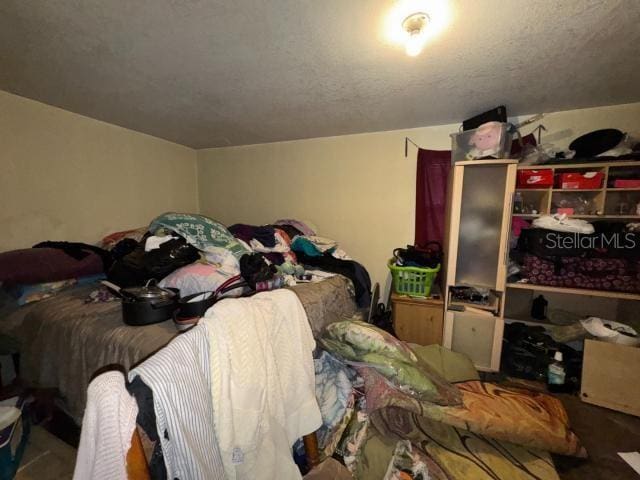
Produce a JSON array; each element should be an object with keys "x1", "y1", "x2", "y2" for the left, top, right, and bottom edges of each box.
[
  {"x1": 10, "y1": 279, "x2": 77, "y2": 306},
  {"x1": 359, "y1": 368, "x2": 586, "y2": 458},
  {"x1": 410, "y1": 344, "x2": 480, "y2": 383},
  {"x1": 319, "y1": 321, "x2": 462, "y2": 406},
  {"x1": 8, "y1": 273, "x2": 105, "y2": 306},
  {"x1": 0, "y1": 248, "x2": 104, "y2": 285},
  {"x1": 158, "y1": 262, "x2": 240, "y2": 297}
]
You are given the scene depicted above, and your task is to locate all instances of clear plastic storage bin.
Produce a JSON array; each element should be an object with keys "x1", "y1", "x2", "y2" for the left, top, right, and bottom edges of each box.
[
  {"x1": 0, "y1": 396, "x2": 30, "y2": 480},
  {"x1": 450, "y1": 122, "x2": 512, "y2": 162}
]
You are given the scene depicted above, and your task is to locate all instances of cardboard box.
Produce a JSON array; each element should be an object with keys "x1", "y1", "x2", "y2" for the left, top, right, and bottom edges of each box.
[
  {"x1": 558, "y1": 172, "x2": 604, "y2": 189},
  {"x1": 517, "y1": 169, "x2": 553, "y2": 188},
  {"x1": 580, "y1": 339, "x2": 640, "y2": 417},
  {"x1": 613, "y1": 179, "x2": 640, "y2": 188}
]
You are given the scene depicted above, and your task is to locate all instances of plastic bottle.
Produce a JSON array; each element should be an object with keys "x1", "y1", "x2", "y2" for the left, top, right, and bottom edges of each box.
[
  {"x1": 531, "y1": 295, "x2": 548, "y2": 320},
  {"x1": 547, "y1": 351, "x2": 566, "y2": 393},
  {"x1": 513, "y1": 192, "x2": 523, "y2": 214}
]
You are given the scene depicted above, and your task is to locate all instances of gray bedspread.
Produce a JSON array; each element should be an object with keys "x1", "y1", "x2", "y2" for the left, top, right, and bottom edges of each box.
[{"x1": 2, "y1": 276, "x2": 356, "y2": 423}]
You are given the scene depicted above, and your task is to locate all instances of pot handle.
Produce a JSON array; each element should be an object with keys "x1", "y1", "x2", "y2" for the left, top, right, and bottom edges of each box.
[
  {"x1": 150, "y1": 299, "x2": 177, "y2": 310},
  {"x1": 101, "y1": 280, "x2": 133, "y2": 300}
]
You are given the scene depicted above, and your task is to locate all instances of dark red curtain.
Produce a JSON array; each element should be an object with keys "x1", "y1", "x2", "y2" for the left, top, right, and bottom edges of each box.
[
  {"x1": 414, "y1": 133, "x2": 537, "y2": 247},
  {"x1": 415, "y1": 148, "x2": 451, "y2": 247}
]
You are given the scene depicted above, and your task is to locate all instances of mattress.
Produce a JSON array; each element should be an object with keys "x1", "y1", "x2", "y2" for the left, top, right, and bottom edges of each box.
[{"x1": 2, "y1": 276, "x2": 356, "y2": 423}]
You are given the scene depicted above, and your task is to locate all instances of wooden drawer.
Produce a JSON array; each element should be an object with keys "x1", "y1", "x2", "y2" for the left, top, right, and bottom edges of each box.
[
  {"x1": 581, "y1": 339, "x2": 640, "y2": 417},
  {"x1": 391, "y1": 293, "x2": 443, "y2": 346},
  {"x1": 448, "y1": 311, "x2": 503, "y2": 371}
]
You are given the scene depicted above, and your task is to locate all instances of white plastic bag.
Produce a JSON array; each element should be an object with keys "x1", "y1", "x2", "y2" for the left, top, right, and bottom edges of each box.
[{"x1": 580, "y1": 317, "x2": 639, "y2": 347}]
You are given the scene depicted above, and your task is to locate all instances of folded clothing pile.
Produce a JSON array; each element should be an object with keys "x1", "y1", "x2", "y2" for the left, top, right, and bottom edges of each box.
[
  {"x1": 229, "y1": 223, "x2": 297, "y2": 265},
  {"x1": 226, "y1": 219, "x2": 372, "y2": 305},
  {"x1": 286, "y1": 229, "x2": 369, "y2": 307},
  {"x1": 107, "y1": 213, "x2": 251, "y2": 296}
]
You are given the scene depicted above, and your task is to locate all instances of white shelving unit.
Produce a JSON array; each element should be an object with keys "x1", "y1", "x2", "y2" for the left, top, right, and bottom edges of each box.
[
  {"x1": 513, "y1": 160, "x2": 640, "y2": 218},
  {"x1": 506, "y1": 159, "x2": 640, "y2": 328},
  {"x1": 442, "y1": 160, "x2": 517, "y2": 372}
]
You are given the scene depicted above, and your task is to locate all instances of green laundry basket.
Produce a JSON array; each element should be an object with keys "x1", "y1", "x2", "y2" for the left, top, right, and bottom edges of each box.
[{"x1": 388, "y1": 259, "x2": 440, "y2": 297}]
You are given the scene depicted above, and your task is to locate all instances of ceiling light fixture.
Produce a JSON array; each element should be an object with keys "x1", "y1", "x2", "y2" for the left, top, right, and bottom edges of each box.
[
  {"x1": 383, "y1": 0, "x2": 450, "y2": 56},
  {"x1": 402, "y1": 12, "x2": 430, "y2": 57}
]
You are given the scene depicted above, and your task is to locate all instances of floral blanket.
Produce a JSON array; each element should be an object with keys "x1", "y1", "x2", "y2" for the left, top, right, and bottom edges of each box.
[
  {"x1": 378, "y1": 420, "x2": 560, "y2": 480},
  {"x1": 313, "y1": 351, "x2": 354, "y2": 450},
  {"x1": 149, "y1": 212, "x2": 249, "y2": 259},
  {"x1": 360, "y1": 367, "x2": 586, "y2": 458}
]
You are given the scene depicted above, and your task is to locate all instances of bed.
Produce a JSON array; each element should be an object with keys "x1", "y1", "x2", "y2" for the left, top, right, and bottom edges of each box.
[
  {"x1": 3, "y1": 277, "x2": 584, "y2": 479},
  {"x1": 2, "y1": 275, "x2": 356, "y2": 423},
  {"x1": 0, "y1": 224, "x2": 583, "y2": 478}
]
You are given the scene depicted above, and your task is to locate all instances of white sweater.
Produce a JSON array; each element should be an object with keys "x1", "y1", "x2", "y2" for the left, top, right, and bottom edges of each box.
[
  {"x1": 204, "y1": 289, "x2": 321, "y2": 480},
  {"x1": 73, "y1": 371, "x2": 137, "y2": 480}
]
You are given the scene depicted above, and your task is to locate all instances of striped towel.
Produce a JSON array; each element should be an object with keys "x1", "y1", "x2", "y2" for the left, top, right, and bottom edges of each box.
[{"x1": 129, "y1": 324, "x2": 224, "y2": 480}]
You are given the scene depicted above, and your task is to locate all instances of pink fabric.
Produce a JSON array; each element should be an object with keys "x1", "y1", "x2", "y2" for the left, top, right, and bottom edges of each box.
[
  {"x1": 511, "y1": 217, "x2": 531, "y2": 237},
  {"x1": 99, "y1": 227, "x2": 147, "y2": 250},
  {"x1": 159, "y1": 262, "x2": 239, "y2": 297}
]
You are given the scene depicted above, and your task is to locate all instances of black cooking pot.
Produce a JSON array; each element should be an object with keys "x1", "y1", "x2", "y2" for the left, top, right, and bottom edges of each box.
[{"x1": 103, "y1": 280, "x2": 179, "y2": 326}]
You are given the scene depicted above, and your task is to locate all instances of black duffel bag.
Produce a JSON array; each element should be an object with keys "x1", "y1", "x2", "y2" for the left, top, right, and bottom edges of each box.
[
  {"x1": 108, "y1": 236, "x2": 200, "y2": 288},
  {"x1": 516, "y1": 228, "x2": 594, "y2": 258},
  {"x1": 393, "y1": 242, "x2": 442, "y2": 268},
  {"x1": 517, "y1": 226, "x2": 640, "y2": 260}
]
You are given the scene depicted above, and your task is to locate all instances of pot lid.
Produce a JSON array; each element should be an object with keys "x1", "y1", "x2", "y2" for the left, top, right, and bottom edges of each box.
[{"x1": 123, "y1": 280, "x2": 176, "y2": 299}]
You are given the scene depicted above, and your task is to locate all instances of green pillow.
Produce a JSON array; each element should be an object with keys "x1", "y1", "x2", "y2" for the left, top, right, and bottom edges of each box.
[{"x1": 410, "y1": 344, "x2": 479, "y2": 383}]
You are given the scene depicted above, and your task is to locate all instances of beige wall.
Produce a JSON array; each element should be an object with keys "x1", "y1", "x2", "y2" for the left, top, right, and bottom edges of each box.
[
  {"x1": 1, "y1": 90, "x2": 198, "y2": 251},
  {"x1": 198, "y1": 102, "x2": 640, "y2": 295}
]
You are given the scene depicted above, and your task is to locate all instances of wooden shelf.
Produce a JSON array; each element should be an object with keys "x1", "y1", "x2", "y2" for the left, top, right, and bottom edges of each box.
[
  {"x1": 517, "y1": 187, "x2": 640, "y2": 193},
  {"x1": 449, "y1": 300, "x2": 499, "y2": 314},
  {"x1": 504, "y1": 316, "x2": 553, "y2": 328},
  {"x1": 506, "y1": 282, "x2": 640, "y2": 301},
  {"x1": 550, "y1": 214, "x2": 640, "y2": 219},
  {"x1": 513, "y1": 213, "x2": 640, "y2": 219},
  {"x1": 517, "y1": 160, "x2": 640, "y2": 170},
  {"x1": 552, "y1": 188, "x2": 603, "y2": 192}
]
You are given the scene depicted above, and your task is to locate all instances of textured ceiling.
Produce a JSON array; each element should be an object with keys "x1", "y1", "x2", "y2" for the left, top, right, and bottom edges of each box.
[{"x1": 1, "y1": 0, "x2": 639, "y2": 148}]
